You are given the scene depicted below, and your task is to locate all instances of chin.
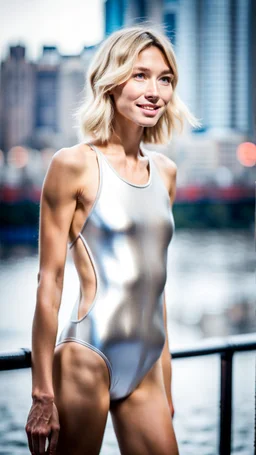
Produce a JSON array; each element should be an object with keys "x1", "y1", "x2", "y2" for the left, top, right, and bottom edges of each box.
[{"x1": 137, "y1": 118, "x2": 159, "y2": 127}]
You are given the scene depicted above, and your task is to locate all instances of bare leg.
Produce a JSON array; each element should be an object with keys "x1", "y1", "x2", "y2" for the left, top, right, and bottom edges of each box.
[
  {"x1": 53, "y1": 342, "x2": 110, "y2": 455},
  {"x1": 110, "y1": 358, "x2": 179, "y2": 455}
]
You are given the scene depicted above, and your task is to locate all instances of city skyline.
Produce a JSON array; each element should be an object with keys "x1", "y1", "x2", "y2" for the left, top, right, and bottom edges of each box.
[
  {"x1": 0, "y1": 0, "x2": 104, "y2": 61},
  {"x1": 1, "y1": 0, "x2": 255, "y2": 182}
]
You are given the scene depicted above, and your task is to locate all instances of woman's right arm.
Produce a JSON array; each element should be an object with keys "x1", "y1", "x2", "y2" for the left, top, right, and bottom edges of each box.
[{"x1": 25, "y1": 148, "x2": 79, "y2": 455}]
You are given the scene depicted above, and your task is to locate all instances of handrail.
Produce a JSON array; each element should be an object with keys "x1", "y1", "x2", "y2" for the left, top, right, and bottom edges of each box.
[
  {"x1": 0, "y1": 347, "x2": 31, "y2": 371},
  {"x1": 0, "y1": 333, "x2": 256, "y2": 455},
  {"x1": 172, "y1": 333, "x2": 256, "y2": 455},
  {"x1": 171, "y1": 332, "x2": 256, "y2": 358}
]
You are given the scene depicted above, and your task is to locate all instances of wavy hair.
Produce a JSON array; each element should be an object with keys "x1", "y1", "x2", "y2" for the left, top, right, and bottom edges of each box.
[{"x1": 75, "y1": 24, "x2": 201, "y2": 144}]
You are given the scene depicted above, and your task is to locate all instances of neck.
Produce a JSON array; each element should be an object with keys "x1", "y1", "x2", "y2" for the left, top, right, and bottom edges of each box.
[{"x1": 106, "y1": 116, "x2": 144, "y2": 159}]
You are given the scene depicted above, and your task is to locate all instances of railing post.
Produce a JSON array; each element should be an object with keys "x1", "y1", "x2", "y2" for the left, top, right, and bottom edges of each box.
[{"x1": 219, "y1": 349, "x2": 233, "y2": 455}]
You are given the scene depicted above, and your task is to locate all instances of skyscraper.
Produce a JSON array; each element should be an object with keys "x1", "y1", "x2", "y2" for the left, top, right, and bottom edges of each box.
[
  {"x1": 58, "y1": 54, "x2": 85, "y2": 147},
  {"x1": 105, "y1": 0, "x2": 164, "y2": 34},
  {"x1": 105, "y1": 0, "x2": 128, "y2": 35},
  {"x1": 0, "y1": 45, "x2": 35, "y2": 152},
  {"x1": 35, "y1": 46, "x2": 60, "y2": 134},
  {"x1": 175, "y1": 0, "x2": 253, "y2": 138}
]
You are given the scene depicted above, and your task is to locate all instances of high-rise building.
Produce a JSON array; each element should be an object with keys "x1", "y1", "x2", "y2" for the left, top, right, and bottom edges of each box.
[
  {"x1": 252, "y1": 0, "x2": 256, "y2": 144},
  {"x1": 0, "y1": 71, "x2": 2, "y2": 149},
  {"x1": 163, "y1": 0, "x2": 178, "y2": 46},
  {"x1": 125, "y1": 0, "x2": 164, "y2": 26},
  {"x1": 58, "y1": 55, "x2": 86, "y2": 147},
  {"x1": 174, "y1": 0, "x2": 254, "y2": 138},
  {"x1": 80, "y1": 45, "x2": 99, "y2": 70},
  {"x1": 105, "y1": 0, "x2": 128, "y2": 35},
  {"x1": 0, "y1": 45, "x2": 35, "y2": 152},
  {"x1": 35, "y1": 46, "x2": 60, "y2": 135},
  {"x1": 105, "y1": 0, "x2": 164, "y2": 34}
]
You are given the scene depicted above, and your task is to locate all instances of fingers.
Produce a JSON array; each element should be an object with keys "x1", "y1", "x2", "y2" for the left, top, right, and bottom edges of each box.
[
  {"x1": 39, "y1": 431, "x2": 48, "y2": 454},
  {"x1": 47, "y1": 427, "x2": 60, "y2": 455},
  {"x1": 25, "y1": 424, "x2": 39, "y2": 454},
  {"x1": 26, "y1": 425, "x2": 51, "y2": 455},
  {"x1": 32, "y1": 431, "x2": 39, "y2": 454},
  {"x1": 25, "y1": 401, "x2": 60, "y2": 454},
  {"x1": 25, "y1": 424, "x2": 34, "y2": 454}
]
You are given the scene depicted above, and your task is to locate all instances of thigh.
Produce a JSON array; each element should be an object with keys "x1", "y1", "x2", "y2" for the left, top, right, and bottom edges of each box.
[
  {"x1": 53, "y1": 341, "x2": 110, "y2": 455},
  {"x1": 110, "y1": 359, "x2": 179, "y2": 455}
]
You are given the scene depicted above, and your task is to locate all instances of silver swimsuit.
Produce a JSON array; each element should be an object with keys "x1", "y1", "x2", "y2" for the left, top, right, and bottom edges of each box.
[{"x1": 56, "y1": 143, "x2": 175, "y2": 400}]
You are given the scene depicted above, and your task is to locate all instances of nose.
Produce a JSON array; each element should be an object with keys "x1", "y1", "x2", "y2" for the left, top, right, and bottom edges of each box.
[{"x1": 144, "y1": 78, "x2": 159, "y2": 103}]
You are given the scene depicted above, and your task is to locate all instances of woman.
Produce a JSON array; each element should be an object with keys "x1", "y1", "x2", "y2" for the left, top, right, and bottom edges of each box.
[{"x1": 25, "y1": 25, "x2": 200, "y2": 455}]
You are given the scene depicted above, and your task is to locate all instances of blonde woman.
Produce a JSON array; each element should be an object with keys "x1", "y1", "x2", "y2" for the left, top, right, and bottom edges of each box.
[{"x1": 25, "y1": 25, "x2": 200, "y2": 455}]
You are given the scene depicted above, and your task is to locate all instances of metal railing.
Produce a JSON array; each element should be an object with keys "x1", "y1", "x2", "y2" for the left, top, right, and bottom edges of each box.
[{"x1": 1, "y1": 333, "x2": 256, "y2": 455}]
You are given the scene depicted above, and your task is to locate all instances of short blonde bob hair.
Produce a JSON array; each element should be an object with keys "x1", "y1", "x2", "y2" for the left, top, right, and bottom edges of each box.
[{"x1": 76, "y1": 24, "x2": 201, "y2": 144}]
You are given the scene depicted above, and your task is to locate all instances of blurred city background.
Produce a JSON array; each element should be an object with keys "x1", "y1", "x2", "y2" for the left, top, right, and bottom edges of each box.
[{"x1": 0, "y1": 1, "x2": 255, "y2": 454}]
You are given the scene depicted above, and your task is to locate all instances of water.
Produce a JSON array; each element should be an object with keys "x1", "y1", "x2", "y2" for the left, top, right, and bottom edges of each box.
[{"x1": 0, "y1": 229, "x2": 255, "y2": 454}]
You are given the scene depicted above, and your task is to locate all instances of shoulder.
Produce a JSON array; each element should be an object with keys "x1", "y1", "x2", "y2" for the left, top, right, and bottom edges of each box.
[
  {"x1": 49, "y1": 143, "x2": 95, "y2": 176},
  {"x1": 44, "y1": 143, "x2": 98, "y2": 187},
  {"x1": 42, "y1": 143, "x2": 96, "y2": 200},
  {"x1": 150, "y1": 151, "x2": 177, "y2": 204},
  {"x1": 151, "y1": 151, "x2": 177, "y2": 190},
  {"x1": 151, "y1": 151, "x2": 177, "y2": 178}
]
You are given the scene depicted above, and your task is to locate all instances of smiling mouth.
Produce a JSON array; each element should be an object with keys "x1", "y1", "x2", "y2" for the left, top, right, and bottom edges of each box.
[{"x1": 136, "y1": 104, "x2": 160, "y2": 111}]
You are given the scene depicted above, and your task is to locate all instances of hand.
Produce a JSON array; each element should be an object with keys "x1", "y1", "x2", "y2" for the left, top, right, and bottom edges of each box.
[{"x1": 25, "y1": 397, "x2": 60, "y2": 455}]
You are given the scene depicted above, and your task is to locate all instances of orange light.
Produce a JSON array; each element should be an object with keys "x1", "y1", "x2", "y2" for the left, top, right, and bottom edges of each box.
[
  {"x1": 8, "y1": 146, "x2": 29, "y2": 168},
  {"x1": 236, "y1": 142, "x2": 256, "y2": 167}
]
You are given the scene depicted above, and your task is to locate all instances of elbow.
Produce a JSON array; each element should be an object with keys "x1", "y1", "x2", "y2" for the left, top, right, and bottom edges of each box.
[
  {"x1": 37, "y1": 268, "x2": 65, "y2": 297},
  {"x1": 36, "y1": 271, "x2": 64, "y2": 314},
  {"x1": 38, "y1": 267, "x2": 64, "y2": 285}
]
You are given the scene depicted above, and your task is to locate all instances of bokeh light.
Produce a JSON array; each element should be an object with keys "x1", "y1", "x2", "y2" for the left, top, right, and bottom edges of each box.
[
  {"x1": 7, "y1": 146, "x2": 29, "y2": 168},
  {"x1": 236, "y1": 142, "x2": 256, "y2": 167}
]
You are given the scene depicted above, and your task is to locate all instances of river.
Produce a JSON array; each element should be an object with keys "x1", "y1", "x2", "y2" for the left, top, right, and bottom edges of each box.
[{"x1": 0, "y1": 228, "x2": 255, "y2": 454}]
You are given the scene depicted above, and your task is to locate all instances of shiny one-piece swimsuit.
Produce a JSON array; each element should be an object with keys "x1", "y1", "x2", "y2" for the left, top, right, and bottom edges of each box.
[{"x1": 56, "y1": 143, "x2": 175, "y2": 400}]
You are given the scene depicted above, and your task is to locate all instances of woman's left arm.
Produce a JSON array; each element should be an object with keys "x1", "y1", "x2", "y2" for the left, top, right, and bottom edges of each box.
[
  {"x1": 158, "y1": 152, "x2": 177, "y2": 418},
  {"x1": 161, "y1": 292, "x2": 175, "y2": 418}
]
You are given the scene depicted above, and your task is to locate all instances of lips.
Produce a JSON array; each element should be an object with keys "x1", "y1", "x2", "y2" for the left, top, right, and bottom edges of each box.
[
  {"x1": 136, "y1": 104, "x2": 161, "y2": 117},
  {"x1": 137, "y1": 104, "x2": 160, "y2": 110}
]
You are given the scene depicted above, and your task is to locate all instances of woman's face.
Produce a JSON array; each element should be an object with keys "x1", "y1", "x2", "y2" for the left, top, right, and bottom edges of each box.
[{"x1": 110, "y1": 45, "x2": 174, "y2": 128}]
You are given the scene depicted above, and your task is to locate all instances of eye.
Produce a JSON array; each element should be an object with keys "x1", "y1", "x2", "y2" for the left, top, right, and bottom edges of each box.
[
  {"x1": 161, "y1": 75, "x2": 174, "y2": 84},
  {"x1": 133, "y1": 73, "x2": 145, "y2": 80}
]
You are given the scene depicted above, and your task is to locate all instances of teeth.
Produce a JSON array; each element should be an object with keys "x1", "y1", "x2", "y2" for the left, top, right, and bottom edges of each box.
[{"x1": 140, "y1": 106, "x2": 155, "y2": 110}]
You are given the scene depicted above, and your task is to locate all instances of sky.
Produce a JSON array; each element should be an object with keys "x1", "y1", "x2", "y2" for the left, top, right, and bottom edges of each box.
[{"x1": 0, "y1": 0, "x2": 104, "y2": 61}]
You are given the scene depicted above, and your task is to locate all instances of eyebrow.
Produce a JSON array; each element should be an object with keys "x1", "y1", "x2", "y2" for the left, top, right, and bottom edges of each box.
[{"x1": 132, "y1": 66, "x2": 174, "y2": 76}]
